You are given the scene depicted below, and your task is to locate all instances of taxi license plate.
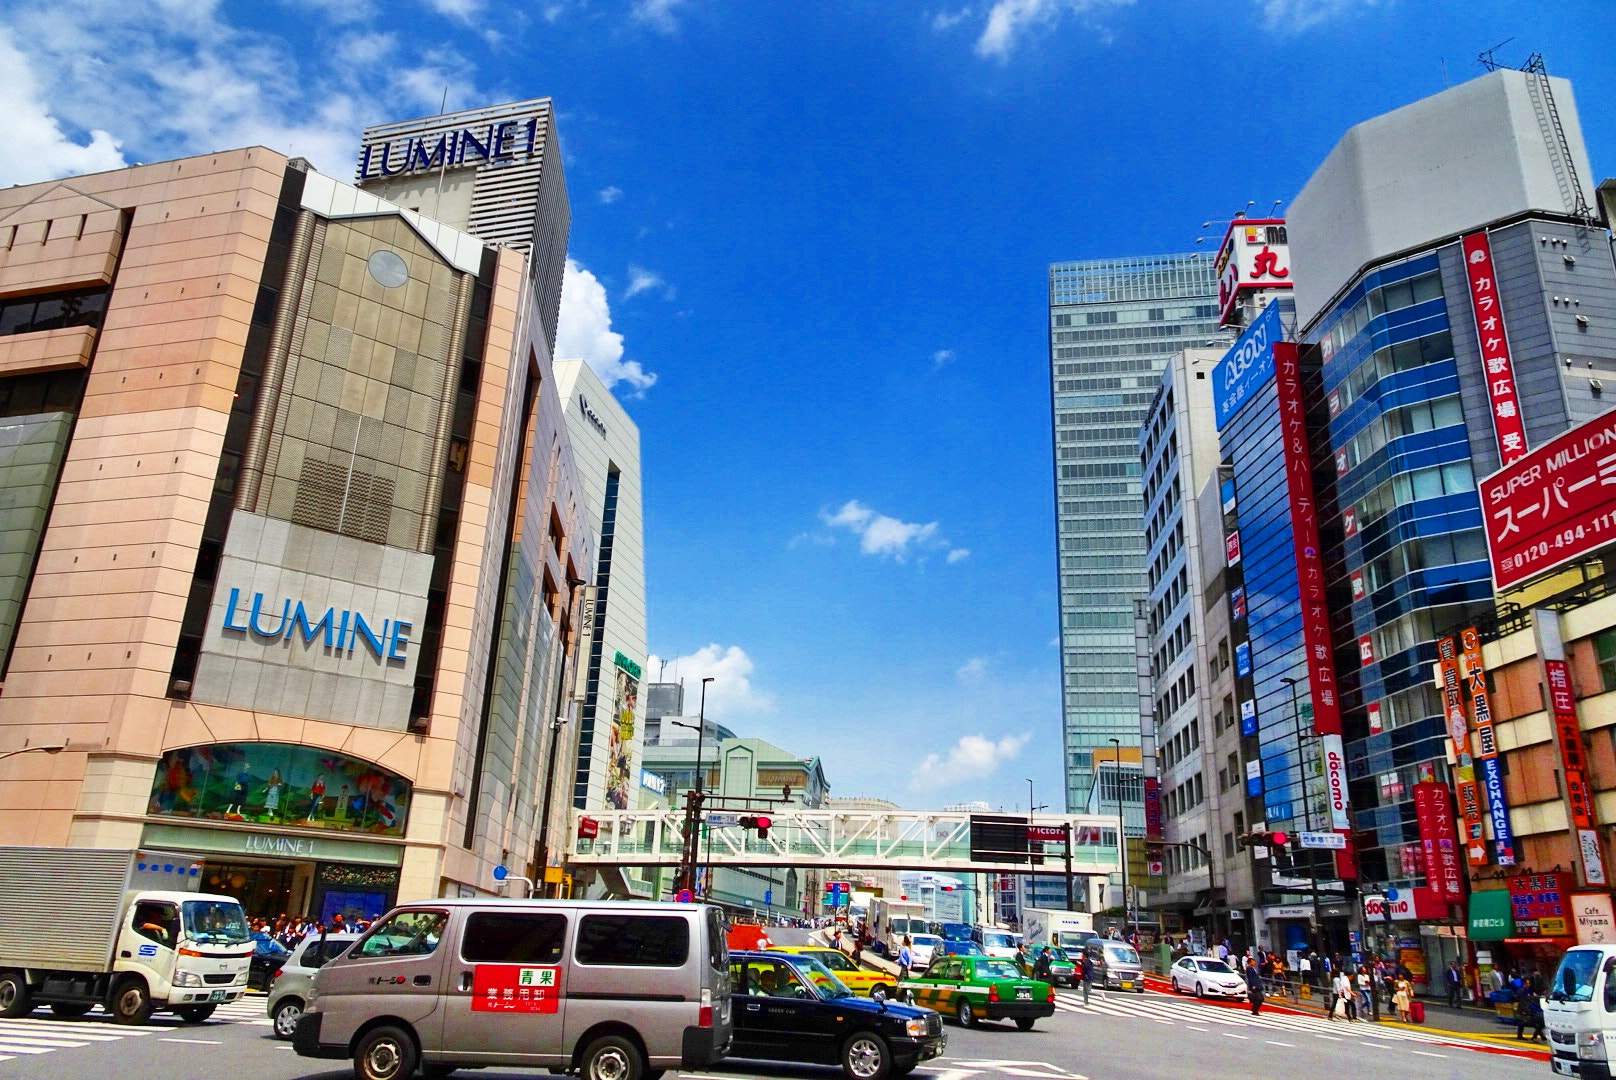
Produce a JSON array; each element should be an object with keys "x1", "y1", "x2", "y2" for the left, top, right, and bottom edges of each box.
[
  {"x1": 1015, "y1": 988, "x2": 1032, "y2": 1001},
  {"x1": 209, "y1": 990, "x2": 227, "y2": 1002},
  {"x1": 1120, "y1": 981, "x2": 1134, "y2": 990}
]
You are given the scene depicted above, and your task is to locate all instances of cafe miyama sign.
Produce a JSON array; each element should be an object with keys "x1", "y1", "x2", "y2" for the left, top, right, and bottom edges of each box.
[{"x1": 358, "y1": 116, "x2": 543, "y2": 180}]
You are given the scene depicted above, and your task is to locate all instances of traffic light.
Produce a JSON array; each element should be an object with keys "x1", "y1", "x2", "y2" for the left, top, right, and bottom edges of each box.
[
  {"x1": 1236, "y1": 831, "x2": 1290, "y2": 851},
  {"x1": 740, "y1": 815, "x2": 772, "y2": 839}
]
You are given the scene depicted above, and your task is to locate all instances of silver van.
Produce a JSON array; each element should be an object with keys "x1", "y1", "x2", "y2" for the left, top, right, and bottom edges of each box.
[
  {"x1": 294, "y1": 898, "x2": 732, "y2": 1080},
  {"x1": 1082, "y1": 937, "x2": 1144, "y2": 992}
]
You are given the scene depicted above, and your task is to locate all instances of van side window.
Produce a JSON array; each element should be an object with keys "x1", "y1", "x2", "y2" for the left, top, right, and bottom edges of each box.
[
  {"x1": 132, "y1": 901, "x2": 180, "y2": 946},
  {"x1": 461, "y1": 912, "x2": 567, "y2": 964},
  {"x1": 355, "y1": 910, "x2": 447, "y2": 958},
  {"x1": 576, "y1": 915, "x2": 689, "y2": 967}
]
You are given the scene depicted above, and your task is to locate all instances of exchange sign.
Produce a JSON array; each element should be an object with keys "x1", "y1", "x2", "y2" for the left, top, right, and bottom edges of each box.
[{"x1": 1480, "y1": 406, "x2": 1616, "y2": 591}]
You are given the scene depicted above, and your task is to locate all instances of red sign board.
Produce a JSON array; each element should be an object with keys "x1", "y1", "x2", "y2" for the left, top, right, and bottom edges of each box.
[
  {"x1": 1437, "y1": 637, "x2": 1488, "y2": 868},
  {"x1": 470, "y1": 964, "x2": 561, "y2": 1013},
  {"x1": 1545, "y1": 660, "x2": 1597, "y2": 829},
  {"x1": 1480, "y1": 406, "x2": 1616, "y2": 591},
  {"x1": 577, "y1": 817, "x2": 599, "y2": 839},
  {"x1": 1143, "y1": 776, "x2": 1162, "y2": 840},
  {"x1": 1028, "y1": 825, "x2": 1068, "y2": 843},
  {"x1": 1461, "y1": 232, "x2": 1529, "y2": 465},
  {"x1": 1508, "y1": 872, "x2": 1573, "y2": 937},
  {"x1": 1274, "y1": 342, "x2": 1353, "y2": 877},
  {"x1": 1413, "y1": 781, "x2": 1466, "y2": 903},
  {"x1": 1225, "y1": 530, "x2": 1242, "y2": 567}
]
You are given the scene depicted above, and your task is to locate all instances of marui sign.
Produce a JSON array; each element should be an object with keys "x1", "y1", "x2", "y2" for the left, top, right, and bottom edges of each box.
[{"x1": 1480, "y1": 406, "x2": 1616, "y2": 591}]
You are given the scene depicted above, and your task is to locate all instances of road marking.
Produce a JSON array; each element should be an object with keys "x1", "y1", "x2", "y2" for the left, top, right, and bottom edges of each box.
[
  {"x1": 1151, "y1": 1018, "x2": 1173, "y2": 1025},
  {"x1": 1267, "y1": 1041, "x2": 1294, "y2": 1048},
  {"x1": 1186, "y1": 1026, "x2": 1209, "y2": 1032},
  {"x1": 0, "y1": 1043, "x2": 58, "y2": 1054},
  {"x1": 1411, "y1": 1051, "x2": 1448, "y2": 1058},
  {"x1": 160, "y1": 1037, "x2": 222, "y2": 1044},
  {"x1": 1224, "y1": 1033, "x2": 1249, "y2": 1040},
  {"x1": 275, "y1": 1046, "x2": 295, "y2": 1051},
  {"x1": 1314, "y1": 1034, "x2": 1342, "y2": 1041}
]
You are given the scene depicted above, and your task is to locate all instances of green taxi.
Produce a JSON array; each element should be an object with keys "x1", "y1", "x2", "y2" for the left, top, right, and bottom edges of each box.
[{"x1": 902, "y1": 955, "x2": 1056, "y2": 1030}]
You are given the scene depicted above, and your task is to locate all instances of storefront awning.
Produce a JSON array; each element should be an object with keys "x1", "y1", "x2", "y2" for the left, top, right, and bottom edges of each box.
[{"x1": 1468, "y1": 888, "x2": 1515, "y2": 941}]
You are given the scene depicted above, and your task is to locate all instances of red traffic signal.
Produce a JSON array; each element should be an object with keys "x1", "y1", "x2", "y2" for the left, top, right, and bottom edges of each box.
[
  {"x1": 1270, "y1": 831, "x2": 1289, "y2": 847},
  {"x1": 740, "y1": 815, "x2": 772, "y2": 839}
]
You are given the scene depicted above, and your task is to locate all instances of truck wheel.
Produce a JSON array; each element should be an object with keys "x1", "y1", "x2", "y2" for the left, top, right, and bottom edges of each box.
[
  {"x1": 110, "y1": 979, "x2": 154, "y2": 1025},
  {"x1": 579, "y1": 1034, "x2": 642, "y2": 1080},
  {"x1": 0, "y1": 972, "x2": 32, "y2": 1018},
  {"x1": 51, "y1": 1003, "x2": 93, "y2": 1018},
  {"x1": 354, "y1": 1024, "x2": 417, "y2": 1080},
  {"x1": 841, "y1": 1032, "x2": 891, "y2": 1080},
  {"x1": 175, "y1": 1005, "x2": 216, "y2": 1023}
]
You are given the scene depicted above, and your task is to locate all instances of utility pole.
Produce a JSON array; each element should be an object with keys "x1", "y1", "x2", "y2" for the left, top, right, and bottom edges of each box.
[
  {"x1": 1108, "y1": 737, "x2": 1131, "y2": 938},
  {"x1": 1282, "y1": 676, "x2": 1325, "y2": 956}
]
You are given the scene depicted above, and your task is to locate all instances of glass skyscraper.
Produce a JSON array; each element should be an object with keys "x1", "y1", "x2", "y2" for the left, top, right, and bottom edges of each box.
[{"x1": 1049, "y1": 255, "x2": 1223, "y2": 811}]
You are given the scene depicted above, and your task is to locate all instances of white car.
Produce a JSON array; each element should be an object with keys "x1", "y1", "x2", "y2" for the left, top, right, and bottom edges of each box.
[
  {"x1": 977, "y1": 928, "x2": 1022, "y2": 959},
  {"x1": 1169, "y1": 955, "x2": 1248, "y2": 999},
  {"x1": 909, "y1": 933, "x2": 944, "y2": 971}
]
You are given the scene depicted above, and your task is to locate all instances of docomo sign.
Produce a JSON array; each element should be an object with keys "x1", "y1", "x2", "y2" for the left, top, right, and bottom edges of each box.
[
  {"x1": 1321, "y1": 734, "x2": 1349, "y2": 831},
  {"x1": 1364, "y1": 893, "x2": 1415, "y2": 922},
  {"x1": 1480, "y1": 407, "x2": 1616, "y2": 591}
]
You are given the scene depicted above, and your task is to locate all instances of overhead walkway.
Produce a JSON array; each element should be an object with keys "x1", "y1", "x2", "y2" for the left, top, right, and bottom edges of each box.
[{"x1": 567, "y1": 807, "x2": 1121, "y2": 875}]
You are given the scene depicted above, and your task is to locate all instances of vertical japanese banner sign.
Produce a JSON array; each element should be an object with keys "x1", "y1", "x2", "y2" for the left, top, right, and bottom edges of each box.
[
  {"x1": 1143, "y1": 777, "x2": 1163, "y2": 841},
  {"x1": 1461, "y1": 232, "x2": 1529, "y2": 465},
  {"x1": 1273, "y1": 342, "x2": 1355, "y2": 878},
  {"x1": 1461, "y1": 627, "x2": 1517, "y2": 866},
  {"x1": 1437, "y1": 637, "x2": 1489, "y2": 867},
  {"x1": 1413, "y1": 781, "x2": 1467, "y2": 902},
  {"x1": 1543, "y1": 660, "x2": 1608, "y2": 886}
]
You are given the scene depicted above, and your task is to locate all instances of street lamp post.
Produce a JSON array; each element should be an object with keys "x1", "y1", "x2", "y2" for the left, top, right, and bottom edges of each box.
[
  {"x1": 0, "y1": 743, "x2": 66, "y2": 763},
  {"x1": 1107, "y1": 738, "x2": 1130, "y2": 938},
  {"x1": 534, "y1": 575, "x2": 588, "y2": 898},
  {"x1": 670, "y1": 676, "x2": 715, "y2": 898},
  {"x1": 1281, "y1": 676, "x2": 1326, "y2": 956}
]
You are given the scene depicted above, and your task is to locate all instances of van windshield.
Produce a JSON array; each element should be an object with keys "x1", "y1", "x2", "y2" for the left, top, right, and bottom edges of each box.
[
  {"x1": 1554, "y1": 950, "x2": 1601, "y2": 1002},
  {"x1": 1104, "y1": 945, "x2": 1140, "y2": 965},
  {"x1": 982, "y1": 931, "x2": 1014, "y2": 949}
]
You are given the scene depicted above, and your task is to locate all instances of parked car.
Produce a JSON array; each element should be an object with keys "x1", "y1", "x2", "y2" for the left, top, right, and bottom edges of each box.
[
  {"x1": 1018, "y1": 944, "x2": 1078, "y2": 987},
  {"x1": 294, "y1": 899, "x2": 733, "y2": 1080},
  {"x1": 1168, "y1": 956, "x2": 1248, "y2": 1000},
  {"x1": 902, "y1": 954, "x2": 1056, "y2": 1031},
  {"x1": 729, "y1": 950, "x2": 945, "y2": 1079},
  {"x1": 266, "y1": 932, "x2": 360, "y2": 1039}
]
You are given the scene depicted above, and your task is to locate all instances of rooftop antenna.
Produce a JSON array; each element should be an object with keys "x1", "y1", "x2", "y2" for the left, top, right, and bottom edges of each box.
[
  {"x1": 1477, "y1": 37, "x2": 1514, "y2": 72},
  {"x1": 1269, "y1": 199, "x2": 1283, "y2": 218},
  {"x1": 433, "y1": 86, "x2": 452, "y2": 214},
  {"x1": 1441, "y1": 57, "x2": 1449, "y2": 88}
]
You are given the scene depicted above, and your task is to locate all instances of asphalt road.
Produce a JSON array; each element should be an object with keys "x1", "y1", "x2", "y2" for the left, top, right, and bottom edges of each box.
[{"x1": 0, "y1": 988, "x2": 1546, "y2": 1080}]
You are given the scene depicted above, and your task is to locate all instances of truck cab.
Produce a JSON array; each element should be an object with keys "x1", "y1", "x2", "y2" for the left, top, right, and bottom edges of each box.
[
  {"x1": 1547, "y1": 946, "x2": 1616, "y2": 1077},
  {"x1": 112, "y1": 890, "x2": 253, "y2": 1020}
]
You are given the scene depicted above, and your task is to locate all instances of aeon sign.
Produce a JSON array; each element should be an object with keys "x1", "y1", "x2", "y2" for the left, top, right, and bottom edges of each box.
[
  {"x1": 1213, "y1": 299, "x2": 1285, "y2": 430},
  {"x1": 358, "y1": 115, "x2": 543, "y2": 180},
  {"x1": 221, "y1": 588, "x2": 413, "y2": 661}
]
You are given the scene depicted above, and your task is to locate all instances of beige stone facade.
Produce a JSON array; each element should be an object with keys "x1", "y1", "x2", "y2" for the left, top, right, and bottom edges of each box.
[{"x1": 0, "y1": 145, "x2": 592, "y2": 917}]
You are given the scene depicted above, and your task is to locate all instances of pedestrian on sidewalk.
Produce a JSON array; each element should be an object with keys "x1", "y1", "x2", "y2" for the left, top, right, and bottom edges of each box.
[
  {"x1": 1517, "y1": 985, "x2": 1546, "y2": 1041},
  {"x1": 897, "y1": 937, "x2": 914, "y2": 983},
  {"x1": 1392, "y1": 975, "x2": 1413, "y2": 1022},
  {"x1": 1356, "y1": 967, "x2": 1373, "y2": 1016},
  {"x1": 1080, "y1": 952, "x2": 1093, "y2": 1005},
  {"x1": 1245, "y1": 957, "x2": 1265, "y2": 1016},
  {"x1": 1446, "y1": 960, "x2": 1463, "y2": 1008},
  {"x1": 1333, "y1": 969, "x2": 1359, "y2": 1021},
  {"x1": 1298, "y1": 952, "x2": 1312, "y2": 994}
]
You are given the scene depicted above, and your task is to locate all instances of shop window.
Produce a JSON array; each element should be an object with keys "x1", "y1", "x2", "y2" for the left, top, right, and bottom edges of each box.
[
  {"x1": 461, "y1": 911, "x2": 567, "y2": 965},
  {"x1": 356, "y1": 909, "x2": 447, "y2": 958}
]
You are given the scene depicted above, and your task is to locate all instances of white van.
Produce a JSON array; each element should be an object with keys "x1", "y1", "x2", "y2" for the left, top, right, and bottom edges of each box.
[
  {"x1": 295, "y1": 898, "x2": 733, "y2": 1080},
  {"x1": 1546, "y1": 945, "x2": 1616, "y2": 1077}
]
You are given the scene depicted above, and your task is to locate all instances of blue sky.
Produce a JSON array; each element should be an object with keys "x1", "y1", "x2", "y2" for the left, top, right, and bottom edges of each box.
[{"x1": 4, "y1": 0, "x2": 1613, "y2": 813}]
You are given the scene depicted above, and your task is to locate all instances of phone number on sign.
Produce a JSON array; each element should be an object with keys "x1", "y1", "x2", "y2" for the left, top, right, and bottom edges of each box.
[{"x1": 1499, "y1": 516, "x2": 1616, "y2": 576}]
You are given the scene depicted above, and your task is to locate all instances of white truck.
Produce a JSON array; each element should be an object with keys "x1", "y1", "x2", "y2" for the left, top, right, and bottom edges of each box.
[
  {"x1": 0, "y1": 847, "x2": 252, "y2": 1024},
  {"x1": 1547, "y1": 945, "x2": 1616, "y2": 1077},
  {"x1": 1022, "y1": 907, "x2": 1094, "y2": 951},
  {"x1": 870, "y1": 897, "x2": 929, "y2": 960}
]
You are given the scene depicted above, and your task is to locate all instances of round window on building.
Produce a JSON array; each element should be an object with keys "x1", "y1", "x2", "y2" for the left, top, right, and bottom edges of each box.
[{"x1": 367, "y1": 249, "x2": 409, "y2": 288}]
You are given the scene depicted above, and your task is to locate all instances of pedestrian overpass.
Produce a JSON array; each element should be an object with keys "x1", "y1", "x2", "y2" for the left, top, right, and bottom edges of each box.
[{"x1": 566, "y1": 807, "x2": 1122, "y2": 875}]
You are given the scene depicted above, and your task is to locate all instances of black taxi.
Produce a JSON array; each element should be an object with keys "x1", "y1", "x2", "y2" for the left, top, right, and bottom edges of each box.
[{"x1": 728, "y1": 950, "x2": 946, "y2": 1080}]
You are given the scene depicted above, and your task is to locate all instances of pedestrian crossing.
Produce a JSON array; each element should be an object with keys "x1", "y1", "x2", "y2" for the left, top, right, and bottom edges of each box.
[
  {"x1": 1049, "y1": 989, "x2": 1504, "y2": 1052},
  {"x1": 0, "y1": 997, "x2": 267, "y2": 1063}
]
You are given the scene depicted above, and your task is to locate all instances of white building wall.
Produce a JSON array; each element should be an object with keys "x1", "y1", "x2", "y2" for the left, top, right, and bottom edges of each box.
[{"x1": 554, "y1": 360, "x2": 647, "y2": 812}]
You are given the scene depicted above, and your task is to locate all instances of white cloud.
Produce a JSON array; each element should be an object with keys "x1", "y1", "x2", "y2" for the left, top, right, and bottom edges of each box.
[
  {"x1": 425, "y1": 0, "x2": 483, "y2": 20},
  {"x1": 956, "y1": 657, "x2": 987, "y2": 684},
  {"x1": 598, "y1": 185, "x2": 624, "y2": 204},
  {"x1": 632, "y1": 0, "x2": 685, "y2": 33},
  {"x1": 910, "y1": 733, "x2": 1030, "y2": 789},
  {"x1": 822, "y1": 500, "x2": 940, "y2": 561},
  {"x1": 931, "y1": 349, "x2": 956, "y2": 368},
  {"x1": 947, "y1": 548, "x2": 970, "y2": 563},
  {"x1": 0, "y1": 29, "x2": 126, "y2": 186},
  {"x1": 1257, "y1": 0, "x2": 1381, "y2": 33},
  {"x1": 968, "y1": 0, "x2": 1131, "y2": 58},
  {"x1": 647, "y1": 644, "x2": 774, "y2": 717},
  {"x1": 932, "y1": 7, "x2": 973, "y2": 30},
  {"x1": 624, "y1": 265, "x2": 674, "y2": 301},
  {"x1": 556, "y1": 259, "x2": 659, "y2": 395}
]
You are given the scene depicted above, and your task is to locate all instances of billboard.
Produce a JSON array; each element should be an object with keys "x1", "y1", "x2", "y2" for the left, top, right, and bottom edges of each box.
[
  {"x1": 1461, "y1": 232, "x2": 1529, "y2": 466},
  {"x1": 605, "y1": 654, "x2": 640, "y2": 810},
  {"x1": 1213, "y1": 220, "x2": 1292, "y2": 327},
  {"x1": 1545, "y1": 659, "x2": 1607, "y2": 885},
  {"x1": 1212, "y1": 299, "x2": 1286, "y2": 430},
  {"x1": 1479, "y1": 406, "x2": 1616, "y2": 591},
  {"x1": 1437, "y1": 636, "x2": 1488, "y2": 868},
  {"x1": 1461, "y1": 627, "x2": 1516, "y2": 866},
  {"x1": 1413, "y1": 781, "x2": 1466, "y2": 903}
]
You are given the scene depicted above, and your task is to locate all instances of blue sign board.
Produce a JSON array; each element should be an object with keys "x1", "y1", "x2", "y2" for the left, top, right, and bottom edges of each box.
[
  {"x1": 1240, "y1": 698, "x2": 1258, "y2": 737},
  {"x1": 764, "y1": 889, "x2": 773, "y2": 907},
  {"x1": 1213, "y1": 300, "x2": 1286, "y2": 430},
  {"x1": 1235, "y1": 642, "x2": 1252, "y2": 678},
  {"x1": 1480, "y1": 755, "x2": 1518, "y2": 864}
]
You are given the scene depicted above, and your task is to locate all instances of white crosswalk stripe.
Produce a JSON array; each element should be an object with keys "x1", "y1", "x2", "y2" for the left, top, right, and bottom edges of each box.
[
  {"x1": 0, "y1": 996, "x2": 268, "y2": 1063},
  {"x1": 1050, "y1": 990, "x2": 1509, "y2": 1051}
]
